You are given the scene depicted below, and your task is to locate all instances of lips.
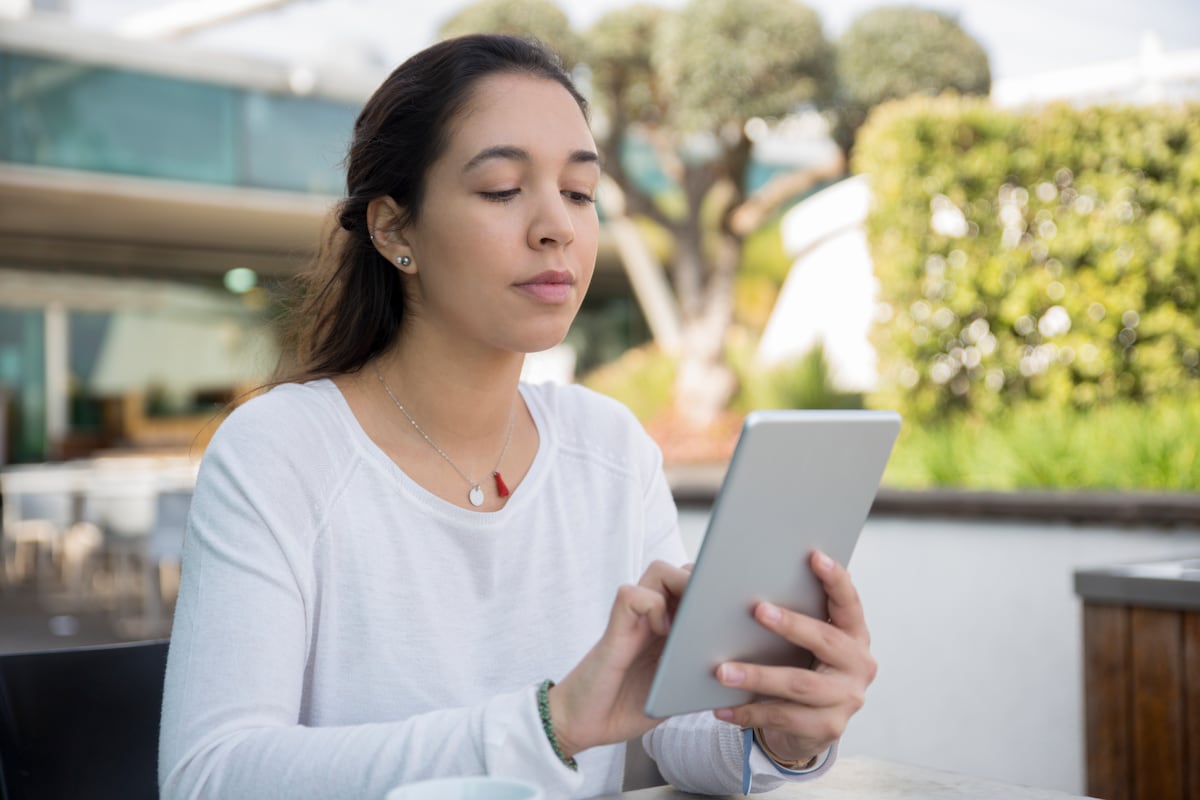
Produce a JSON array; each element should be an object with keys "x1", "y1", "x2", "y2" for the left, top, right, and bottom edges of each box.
[{"x1": 514, "y1": 270, "x2": 575, "y2": 303}]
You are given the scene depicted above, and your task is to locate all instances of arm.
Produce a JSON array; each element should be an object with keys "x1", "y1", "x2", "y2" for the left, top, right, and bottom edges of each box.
[{"x1": 158, "y1": 398, "x2": 586, "y2": 799}]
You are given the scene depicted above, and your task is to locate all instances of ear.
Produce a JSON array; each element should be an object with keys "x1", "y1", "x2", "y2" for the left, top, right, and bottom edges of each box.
[{"x1": 366, "y1": 196, "x2": 416, "y2": 273}]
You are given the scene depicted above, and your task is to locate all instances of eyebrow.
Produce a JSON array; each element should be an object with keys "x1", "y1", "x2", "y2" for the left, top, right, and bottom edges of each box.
[{"x1": 462, "y1": 145, "x2": 601, "y2": 173}]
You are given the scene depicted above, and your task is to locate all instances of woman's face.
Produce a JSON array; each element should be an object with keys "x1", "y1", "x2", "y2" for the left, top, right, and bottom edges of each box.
[{"x1": 398, "y1": 72, "x2": 600, "y2": 356}]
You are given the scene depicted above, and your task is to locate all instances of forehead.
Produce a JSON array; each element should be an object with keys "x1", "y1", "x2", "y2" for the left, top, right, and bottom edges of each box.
[{"x1": 443, "y1": 73, "x2": 593, "y2": 161}]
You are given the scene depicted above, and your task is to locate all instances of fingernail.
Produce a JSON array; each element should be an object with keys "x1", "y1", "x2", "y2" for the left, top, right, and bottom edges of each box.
[
  {"x1": 714, "y1": 708, "x2": 733, "y2": 721},
  {"x1": 815, "y1": 551, "x2": 835, "y2": 574},
  {"x1": 719, "y1": 664, "x2": 745, "y2": 686},
  {"x1": 760, "y1": 603, "x2": 782, "y2": 624}
]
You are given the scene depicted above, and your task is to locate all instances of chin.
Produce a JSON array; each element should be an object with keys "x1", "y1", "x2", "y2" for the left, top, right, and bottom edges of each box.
[{"x1": 512, "y1": 326, "x2": 573, "y2": 356}]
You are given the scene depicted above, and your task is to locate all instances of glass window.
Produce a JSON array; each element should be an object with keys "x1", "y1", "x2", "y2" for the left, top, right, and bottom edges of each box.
[
  {"x1": 242, "y1": 90, "x2": 355, "y2": 194},
  {"x1": 67, "y1": 310, "x2": 112, "y2": 436},
  {"x1": 1, "y1": 52, "x2": 359, "y2": 193},
  {"x1": 0, "y1": 308, "x2": 46, "y2": 465},
  {"x1": 4, "y1": 53, "x2": 238, "y2": 184},
  {"x1": 65, "y1": 284, "x2": 278, "y2": 455}
]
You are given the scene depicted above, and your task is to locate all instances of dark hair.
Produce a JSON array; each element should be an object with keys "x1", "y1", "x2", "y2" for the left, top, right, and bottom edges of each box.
[{"x1": 274, "y1": 34, "x2": 588, "y2": 383}]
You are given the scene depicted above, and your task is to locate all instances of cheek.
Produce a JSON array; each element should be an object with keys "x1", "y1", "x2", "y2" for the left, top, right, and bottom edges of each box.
[
  {"x1": 574, "y1": 211, "x2": 600, "y2": 251},
  {"x1": 419, "y1": 218, "x2": 499, "y2": 270}
]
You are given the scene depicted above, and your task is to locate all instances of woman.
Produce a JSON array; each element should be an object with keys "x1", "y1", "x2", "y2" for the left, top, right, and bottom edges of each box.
[{"x1": 158, "y1": 34, "x2": 875, "y2": 799}]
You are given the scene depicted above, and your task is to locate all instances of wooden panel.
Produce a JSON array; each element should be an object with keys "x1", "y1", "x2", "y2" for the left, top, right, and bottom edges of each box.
[
  {"x1": 1185, "y1": 612, "x2": 1200, "y2": 800},
  {"x1": 1084, "y1": 603, "x2": 1132, "y2": 800},
  {"x1": 1130, "y1": 607, "x2": 1185, "y2": 800}
]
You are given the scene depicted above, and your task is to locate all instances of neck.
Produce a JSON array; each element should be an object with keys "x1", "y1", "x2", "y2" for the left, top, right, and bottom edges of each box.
[{"x1": 373, "y1": 327, "x2": 525, "y2": 447}]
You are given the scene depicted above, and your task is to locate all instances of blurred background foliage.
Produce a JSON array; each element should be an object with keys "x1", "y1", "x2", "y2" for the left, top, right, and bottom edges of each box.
[
  {"x1": 442, "y1": 0, "x2": 1197, "y2": 491},
  {"x1": 856, "y1": 95, "x2": 1200, "y2": 489},
  {"x1": 650, "y1": 0, "x2": 832, "y2": 132},
  {"x1": 884, "y1": 397, "x2": 1200, "y2": 491},
  {"x1": 440, "y1": 0, "x2": 582, "y2": 65},
  {"x1": 833, "y1": 6, "x2": 991, "y2": 156},
  {"x1": 857, "y1": 97, "x2": 1200, "y2": 420}
]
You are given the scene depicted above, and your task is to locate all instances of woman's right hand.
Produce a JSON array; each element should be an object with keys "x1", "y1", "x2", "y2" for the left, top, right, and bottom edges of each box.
[{"x1": 547, "y1": 560, "x2": 691, "y2": 757}]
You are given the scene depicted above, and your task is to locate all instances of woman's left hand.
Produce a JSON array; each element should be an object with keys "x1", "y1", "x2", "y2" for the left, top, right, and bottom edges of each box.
[{"x1": 711, "y1": 549, "x2": 877, "y2": 765}]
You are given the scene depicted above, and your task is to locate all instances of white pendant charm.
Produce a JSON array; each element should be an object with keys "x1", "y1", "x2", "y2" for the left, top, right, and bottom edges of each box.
[{"x1": 468, "y1": 484, "x2": 485, "y2": 507}]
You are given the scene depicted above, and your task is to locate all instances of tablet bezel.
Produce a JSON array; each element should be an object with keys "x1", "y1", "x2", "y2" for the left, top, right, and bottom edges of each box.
[{"x1": 643, "y1": 409, "x2": 900, "y2": 719}]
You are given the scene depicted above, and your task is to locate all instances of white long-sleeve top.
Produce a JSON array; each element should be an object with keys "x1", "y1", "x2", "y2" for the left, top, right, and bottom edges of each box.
[{"x1": 159, "y1": 379, "x2": 823, "y2": 799}]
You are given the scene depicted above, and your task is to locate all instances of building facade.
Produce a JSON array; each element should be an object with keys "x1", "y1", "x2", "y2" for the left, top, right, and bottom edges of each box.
[{"x1": 0, "y1": 18, "x2": 644, "y2": 464}]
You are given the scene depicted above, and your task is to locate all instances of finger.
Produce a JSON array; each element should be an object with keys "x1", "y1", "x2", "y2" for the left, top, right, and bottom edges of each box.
[
  {"x1": 751, "y1": 602, "x2": 858, "y2": 671},
  {"x1": 638, "y1": 560, "x2": 691, "y2": 602},
  {"x1": 713, "y1": 701, "x2": 848, "y2": 746},
  {"x1": 715, "y1": 660, "x2": 866, "y2": 713},
  {"x1": 610, "y1": 583, "x2": 671, "y2": 637},
  {"x1": 810, "y1": 550, "x2": 870, "y2": 643}
]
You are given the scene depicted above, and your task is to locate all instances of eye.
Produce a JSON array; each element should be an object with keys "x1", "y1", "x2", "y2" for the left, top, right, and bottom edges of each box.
[
  {"x1": 480, "y1": 189, "x2": 520, "y2": 203},
  {"x1": 563, "y1": 190, "x2": 595, "y2": 205}
]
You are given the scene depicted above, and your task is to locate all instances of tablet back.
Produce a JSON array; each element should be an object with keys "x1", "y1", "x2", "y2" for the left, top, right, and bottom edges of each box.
[{"x1": 644, "y1": 409, "x2": 900, "y2": 718}]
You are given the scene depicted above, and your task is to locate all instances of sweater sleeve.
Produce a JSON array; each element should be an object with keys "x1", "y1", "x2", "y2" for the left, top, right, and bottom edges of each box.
[{"x1": 158, "y1": 391, "x2": 585, "y2": 800}]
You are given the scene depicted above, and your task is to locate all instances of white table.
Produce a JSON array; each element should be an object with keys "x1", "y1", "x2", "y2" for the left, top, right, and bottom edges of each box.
[{"x1": 598, "y1": 756, "x2": 1097, "y2": 799}]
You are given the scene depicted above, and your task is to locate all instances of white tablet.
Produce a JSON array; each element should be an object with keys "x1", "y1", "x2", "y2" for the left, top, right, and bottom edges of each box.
[{"x1": 644, "y1": 409, "x2": 901, "y2": 719}]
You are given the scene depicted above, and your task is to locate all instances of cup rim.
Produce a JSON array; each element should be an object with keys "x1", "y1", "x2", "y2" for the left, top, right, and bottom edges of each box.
[{"x1": 385, "y1": 776, "x2": 542, "y2": 798}]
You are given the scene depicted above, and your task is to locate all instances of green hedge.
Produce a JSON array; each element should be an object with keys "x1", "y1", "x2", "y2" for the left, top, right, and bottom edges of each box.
[
  {"x1": 854, "y1": 96, "x2": 1200, "y2": 423},
  {"x1": 883, "y1": 397, "x2": 1200, "y2": 491}
]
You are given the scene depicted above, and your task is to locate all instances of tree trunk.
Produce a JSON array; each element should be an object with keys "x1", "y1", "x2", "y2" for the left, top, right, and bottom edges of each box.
[
  {"x1": 597, "y1": 175, "x2": 682, "y2": 355},
  {"x1": 664, "y1": 155, "x2": 739, "y2": 427},
  {"x1": 673, "y1": 225, "x2": 741, "y2": 427}
]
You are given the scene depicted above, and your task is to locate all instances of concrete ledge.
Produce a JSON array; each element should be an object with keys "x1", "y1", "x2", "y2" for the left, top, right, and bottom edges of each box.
[
  {"x1": 666, "y1": 463, "x2": 1200, "y2": 527},
  {"x1": 1075, "y1": 558, "x2": 1200, "y2": 610},
  {"x1": 870, "y1": 488, "x2": 1200, "y2": 527}
]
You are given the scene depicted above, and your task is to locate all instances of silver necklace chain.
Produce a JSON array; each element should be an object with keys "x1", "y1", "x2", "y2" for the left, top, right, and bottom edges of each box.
[{"x1": 374, "y1": 363, "x2": 515, "y2": 507}]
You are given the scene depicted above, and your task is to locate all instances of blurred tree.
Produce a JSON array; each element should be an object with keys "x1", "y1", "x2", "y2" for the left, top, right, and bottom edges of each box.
[
  {"x1": 589, "y1": 0, "x2": 839, "y2": 424},
  {"x1": 834, "y1": 6, "x2": 991, "y2": 157},
  {"x1": 439, "y1": 0, "x2": 581, "y2": 66}
]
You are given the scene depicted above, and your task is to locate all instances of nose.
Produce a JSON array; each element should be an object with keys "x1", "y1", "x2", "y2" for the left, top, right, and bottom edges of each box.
[{"x1": 527, "y1": 187, "x2": 575, "y2": 250}]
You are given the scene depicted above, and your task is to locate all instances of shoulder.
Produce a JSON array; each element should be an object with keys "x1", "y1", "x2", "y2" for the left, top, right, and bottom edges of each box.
[
  {"x1": 205, "y1": 380, "x2": 357, "y2": 472},
  {"x1": 523, "y1": 381, "x2": 643, "y2": 441},
  {"x1": 217, "y1": 380, "x2": 344, "y2": 440},
  {"x1": 522, "y1": 382, "x2": 662, "y2": 476}
]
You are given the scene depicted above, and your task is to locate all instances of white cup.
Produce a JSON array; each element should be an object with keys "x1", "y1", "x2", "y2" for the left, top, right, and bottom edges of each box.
[{"x1": 384, "y1": 776, "x2": 544, "y2": 800}]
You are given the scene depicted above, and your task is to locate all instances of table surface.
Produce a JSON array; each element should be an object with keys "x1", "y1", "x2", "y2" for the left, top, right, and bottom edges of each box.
[{"x1": 596, "y1": 756, "x2": 1097, "y2": 799}]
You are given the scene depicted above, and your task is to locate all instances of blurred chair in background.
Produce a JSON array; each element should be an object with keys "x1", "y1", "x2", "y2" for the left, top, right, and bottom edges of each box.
[
  {"x1": 79, "y1": 467, "x2": 158, "y2": 627},
  {"x1": 1, "y1": 458, "x2": 194, "y2": 633},
  {"x1": 143, "y1": 488, "x2": 192, "y2": 635},
  {"x1": 0, "y1": 478, "x2": 76, "y2": 591},
  {"x1": 0, "y1": 639, "x2": 169, "y2": 800}
]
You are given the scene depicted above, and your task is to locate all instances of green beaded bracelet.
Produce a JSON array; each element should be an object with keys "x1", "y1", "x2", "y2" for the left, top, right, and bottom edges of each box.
[{"x1": 537, "y1": 679, "x2": 578, "y2": 771}]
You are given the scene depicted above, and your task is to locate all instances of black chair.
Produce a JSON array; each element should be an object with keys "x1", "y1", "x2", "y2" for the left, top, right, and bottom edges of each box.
[{"x1": 0, "y1": 639, "x2": 169, "y2": 800}]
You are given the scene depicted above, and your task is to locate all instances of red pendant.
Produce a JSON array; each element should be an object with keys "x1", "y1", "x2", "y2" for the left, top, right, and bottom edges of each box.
[{"x1": 493, "y1": 471, "x2": 510, "y2": 498}]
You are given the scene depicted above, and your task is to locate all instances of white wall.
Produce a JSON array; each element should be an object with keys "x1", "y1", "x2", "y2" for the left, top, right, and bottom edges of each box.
[{"x1": 677, "y1": 510, "x2": 1200, "y2": 794}]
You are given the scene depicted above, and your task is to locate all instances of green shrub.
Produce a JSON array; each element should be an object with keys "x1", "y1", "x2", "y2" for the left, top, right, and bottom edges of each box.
[
  {"x1": 735, "y1": 216, "x2": 789, "y2": 328},
  {"x1": 855, "y1": 96, "x2": 1200, "y2": 425},
  {"x1": 733, "y1": 342, "x2": 864, "y2": 411},
  {"x1": 883, "y1": 397, "x2": 1200, "y2": 490},
  {"x1": 579, "y1": 344, "x2": 677, "y2": 422}
]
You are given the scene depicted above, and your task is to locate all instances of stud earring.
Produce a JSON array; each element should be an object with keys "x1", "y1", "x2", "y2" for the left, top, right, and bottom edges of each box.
[{"x1": 397, "y1": 255, "x2": 411, "y2": 267}]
